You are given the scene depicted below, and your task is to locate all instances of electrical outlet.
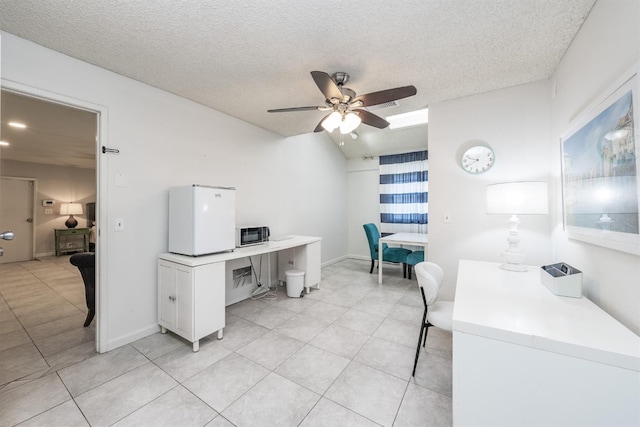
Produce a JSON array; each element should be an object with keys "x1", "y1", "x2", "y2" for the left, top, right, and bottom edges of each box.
[
  {"x1": 44, "y1": 208, "x2": 53, "y2": 215},
  {"x1": 444, "y1": 213, "x2": 452, "y2": 223}
]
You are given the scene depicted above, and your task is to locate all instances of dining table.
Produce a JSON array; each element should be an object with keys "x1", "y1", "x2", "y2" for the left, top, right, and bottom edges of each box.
[{"x1": 378, "y1": 232, "x2": 428, "y2": 284}]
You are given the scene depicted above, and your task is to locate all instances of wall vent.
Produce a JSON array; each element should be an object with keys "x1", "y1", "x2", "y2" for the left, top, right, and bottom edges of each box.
[{"x1": 366, "y1": 100, "x2": 399, "y2": 111}]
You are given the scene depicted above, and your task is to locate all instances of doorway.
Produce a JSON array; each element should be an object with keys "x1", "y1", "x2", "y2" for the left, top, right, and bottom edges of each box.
[
  {"x1": 0, "y1": 89, "x2": 97, "y2": 255},
  {"x1": 0, "y1": 177, "x2": 36, "y2": 264},
  {"x1": 0, "y1": 85, "x2": 104, "y2": 351}
]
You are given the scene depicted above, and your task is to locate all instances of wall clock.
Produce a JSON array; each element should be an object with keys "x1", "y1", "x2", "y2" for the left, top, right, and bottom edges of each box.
[{"x1": 461, "y1": 145, "x2": 495, "y2": 174}]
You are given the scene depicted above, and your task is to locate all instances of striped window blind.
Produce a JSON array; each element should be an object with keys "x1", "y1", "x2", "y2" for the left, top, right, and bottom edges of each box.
[{"x1": 379, "y1": 150, "x2": 428, "y2": 234}]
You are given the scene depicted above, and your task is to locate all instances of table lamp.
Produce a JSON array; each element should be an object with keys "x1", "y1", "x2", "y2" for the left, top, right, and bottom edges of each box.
[
  {"x1": 486, "y1": 182, "x2": 548, "y2": 271},
  {"x1": 60, "y1": 203, "x2": 83, "y2": 228}
]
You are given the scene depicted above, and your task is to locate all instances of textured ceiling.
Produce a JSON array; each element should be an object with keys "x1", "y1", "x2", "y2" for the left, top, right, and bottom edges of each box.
[
  {"x1": 1, "y1": 91, "x2": 97, "y2": 169},
  {"x1": 0, "y1": 0, "x2": 595, "y2": 162}
]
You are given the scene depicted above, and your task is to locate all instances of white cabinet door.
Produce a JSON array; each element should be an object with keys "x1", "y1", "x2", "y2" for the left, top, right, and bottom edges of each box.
[
  {"x1": 158, "y1": 260, "x2": 194, "y2": 341},
  {"x1": 174, "y1": 265, "x2": 194, "y2": 339},
  {"x1": 158, "y1": 258, "x2": 225, "y2": 347},
  {"x1": 158, "y1": 260, "x2": 178, "y2": 330}
]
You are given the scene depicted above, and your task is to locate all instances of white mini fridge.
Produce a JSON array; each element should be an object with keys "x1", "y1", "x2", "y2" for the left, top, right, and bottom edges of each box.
[{"x1": 168, "y1": 185, "x2": 236, "y2": 256}]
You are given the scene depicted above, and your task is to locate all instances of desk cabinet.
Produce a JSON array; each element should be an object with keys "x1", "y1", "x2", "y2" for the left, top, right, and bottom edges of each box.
[
  {"x1": 54, "y1": 227, "x2": 90, "y2": 256},
  {"x1": 158, "y1": 236, "x2": 321, "y2": 351},
  {"x1": 157, "y1": 259, "x2": 225, "y2": 352},
  {"x1": 277, "y1": 240, "x2": 321, "y2": 293}
]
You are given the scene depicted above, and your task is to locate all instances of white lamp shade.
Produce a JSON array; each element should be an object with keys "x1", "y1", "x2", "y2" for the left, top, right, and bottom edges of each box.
[
  {"x1": 340, "y1": 112, "x2": 362, "y2": 134},
  {"x1": 486, "y1": 182, "x2": 548, "y2": 215},
  {"x1": 321, "y1": 111, "x2": 342, "y2": 132},
  {"x1": 60, "y1": 203, "x2": 83, "y2": 215}
]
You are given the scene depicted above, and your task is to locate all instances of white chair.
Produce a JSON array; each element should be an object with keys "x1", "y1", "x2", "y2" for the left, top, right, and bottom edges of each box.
[{"x1": 412, "y1": 261, "x2": 454, "y2": 377}]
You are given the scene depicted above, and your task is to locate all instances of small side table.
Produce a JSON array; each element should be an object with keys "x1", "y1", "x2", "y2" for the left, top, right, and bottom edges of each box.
[{"x1": 54, "y1": 228, "x2": 91, "y2": 256}]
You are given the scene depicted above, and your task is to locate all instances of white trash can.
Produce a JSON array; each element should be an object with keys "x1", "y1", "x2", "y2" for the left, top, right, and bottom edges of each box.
[{"x1": 285, "y1": 269, "x2": 305, "y2": 298}]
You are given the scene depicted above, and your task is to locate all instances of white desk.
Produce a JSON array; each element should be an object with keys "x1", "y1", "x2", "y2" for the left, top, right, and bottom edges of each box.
[
  {"x1": 158, "y1": 235, "x2": 321, "y2": 351},
  {"x1": 453, "y1": 259, "x2": 640, "y2": 426},
  {"x1": 378, "y1": 232, "x2": 428, "y2": 284}
]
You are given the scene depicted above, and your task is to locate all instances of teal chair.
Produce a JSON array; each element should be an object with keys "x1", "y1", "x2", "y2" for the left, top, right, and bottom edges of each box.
[
  {"x1": 363, "y1": 223, "x2": 411, "y2": 278},
  {"x1": 406, "y1": 251, "x2": 425, "y2": 280}
]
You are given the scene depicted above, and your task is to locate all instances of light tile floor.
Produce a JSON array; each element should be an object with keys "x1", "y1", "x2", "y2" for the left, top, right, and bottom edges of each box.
[{"x1": 0, "y1": 256, "x2": 452, "y2": 426}]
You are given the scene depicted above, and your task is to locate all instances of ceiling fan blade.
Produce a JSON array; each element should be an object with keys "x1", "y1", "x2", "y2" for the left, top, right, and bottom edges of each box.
[
  {"x1": 314, "y1": 114, "x2": 330, "y2": 132},
  {"x1": 267, "y1": 106, "x2": 324, "y2": 113},
  {"x1": 353, "y1": 85, "x2": 417, "y2": 107},
  {"x1": 311, "y1": 71, "x2": 343, "y2": 101},
  {"x1": 357, "y1": 109, "x2": 390, "y2": 129}
]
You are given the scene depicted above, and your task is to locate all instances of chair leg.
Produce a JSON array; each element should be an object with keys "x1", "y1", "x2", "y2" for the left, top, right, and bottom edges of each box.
[
  {"x1": 422, "y1": 322, "x2": 430, "y2": 347},
  {"x1": 84, "y1": 309, "x2": 95, "y2": 327},
  {"x1": 408, "y1": 265, "x2": 413, "y2": 280},
  {"x1": 413, "y1": 307, "x2": 429, "y2": 377},
  {"x1": 403, "y1": 263, "x2": 407, "y2": 278},
  {"x1": 369, "y1": 259, "x2": 375, "y2": 274}
]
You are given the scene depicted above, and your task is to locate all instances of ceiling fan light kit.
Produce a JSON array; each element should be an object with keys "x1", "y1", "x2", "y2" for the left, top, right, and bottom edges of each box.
[
  {"x1": 321, "y1": 111, "x2": 342, "y2": 132},
  {"x1": 339, "y1": 112, "x2": 361, "y2": 134},
  {"x1": 268, "y1": 71, "x2": 417, "y2": 135}
]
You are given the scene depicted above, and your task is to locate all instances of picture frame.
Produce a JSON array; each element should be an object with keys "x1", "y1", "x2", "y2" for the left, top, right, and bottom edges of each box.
[{"x1": 561, "y1": 62, "x2": 640, "y2": 256}]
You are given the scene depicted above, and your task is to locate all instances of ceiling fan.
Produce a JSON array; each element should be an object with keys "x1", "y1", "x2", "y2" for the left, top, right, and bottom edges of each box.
[{"x1": 268, "y1": 71, "x2": 417, "y2": 134}]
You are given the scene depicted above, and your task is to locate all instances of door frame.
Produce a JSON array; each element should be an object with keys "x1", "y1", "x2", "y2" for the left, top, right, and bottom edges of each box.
[
  {"x1": 0, "y1": 176, "x2": 37, "y2": 262},
  {"x1": 2, "y1": 79, "x2": 109, "y2": 353}
]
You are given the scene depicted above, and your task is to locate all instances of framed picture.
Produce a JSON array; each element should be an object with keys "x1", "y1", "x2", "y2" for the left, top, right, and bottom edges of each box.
[{"x1": 561, "y1": 63, "x2": 640, "y2": 256}]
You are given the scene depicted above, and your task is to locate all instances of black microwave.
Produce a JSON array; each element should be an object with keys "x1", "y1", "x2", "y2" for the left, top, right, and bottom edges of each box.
[{"x1": 236, "y1": 226, "x2": 269, "y2": 247}]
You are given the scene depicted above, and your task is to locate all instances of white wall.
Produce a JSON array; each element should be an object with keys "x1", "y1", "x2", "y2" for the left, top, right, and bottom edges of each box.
[
  {"x1": 428, "y1": 80, "x2": 553, "y2": 301},
  {"x1": 277, "y1": 132, "x2": 348, "y2": 263},
  {"x1": 347, "y1": 158, "x2": 380, "y2": 259},
  {"x1": 1, "y1": 32, "x2": 348, "y2": 351},
  {"x1": 549, "y1": 0, "x2": 640, "y2": 334},
  {"x1": 1, "y1": 160, "x2": 96, "y2": 256}
]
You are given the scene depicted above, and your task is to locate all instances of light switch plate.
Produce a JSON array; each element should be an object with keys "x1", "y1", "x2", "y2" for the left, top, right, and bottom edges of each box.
[{"x1": 115, "y1": 218, "x2": 125, "y2": 231}]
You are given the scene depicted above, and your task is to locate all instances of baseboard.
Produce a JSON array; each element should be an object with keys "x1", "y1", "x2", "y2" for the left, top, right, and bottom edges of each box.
[
  {"x1": 35, "y1": 252, "x2": 55, "y2": 258},
  {"x1": 347, "y1": 254, "x2": 370, "y2": 262},
  {"x1": 321, "y1": 255, "x2": 349, "y2": 267},
  {"x1": 102, "y1": 324, "x2": 161, "y2": 353}
]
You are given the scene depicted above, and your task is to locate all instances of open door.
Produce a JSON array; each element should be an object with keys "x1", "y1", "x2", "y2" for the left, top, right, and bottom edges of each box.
[{"x1": 0, "y1": 177, "x2": 35, "y2": 263}]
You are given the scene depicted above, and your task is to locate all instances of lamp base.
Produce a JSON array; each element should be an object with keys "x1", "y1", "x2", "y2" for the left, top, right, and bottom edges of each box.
[
  {"x1": 500, "y1": 262, "x2": 527, "y2": 272},
  {"x1": 500, "y1": 247, "x2": 527, "y2": 272},
  {"x1": 499, "y1": 215, "x2": 527, "y2": 272},
  {"x1": 65, "y1": 215, "x2": 78, "y2": 228}
]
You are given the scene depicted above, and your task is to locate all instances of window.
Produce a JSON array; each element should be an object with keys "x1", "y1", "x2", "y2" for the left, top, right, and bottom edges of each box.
[{"x1": 379, "y1": 150, "x2": 428, "y2": 234}]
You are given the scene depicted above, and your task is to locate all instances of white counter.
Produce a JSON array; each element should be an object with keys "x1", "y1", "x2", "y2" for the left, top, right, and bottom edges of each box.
[
  {"x1": 159, "y1": 235, "x2": 321, "y2": 266},
  {"x1": 453, "y1": 259, "x2": 640, "y2": 426}
]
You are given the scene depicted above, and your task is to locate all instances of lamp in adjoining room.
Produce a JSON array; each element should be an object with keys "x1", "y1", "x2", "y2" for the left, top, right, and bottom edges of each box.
[
  {"x1": 60, "y1": 203, "x2": 83, "y2": 228},
  {"x1": 486, "y1": 182, "x2": 548, "y2": 272}
]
